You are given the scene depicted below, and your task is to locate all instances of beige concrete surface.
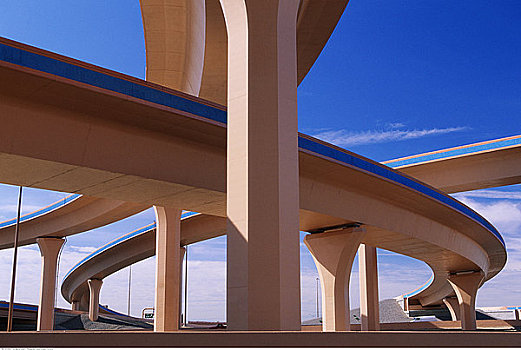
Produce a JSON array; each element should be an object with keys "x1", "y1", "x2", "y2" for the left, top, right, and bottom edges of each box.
[
  {"x1": 140, "y1": 0, "x2": 205, "y2": 96},
  {"x1": 141, "y1": 1, "x2": 350, "y2": 105},
  {"x1": 304, "y1": 227, "x2": 366, "y2": 331},
  {"x1": 443, "y1": 297, "x2": 461, "y2": 321},
  {"x1": 303, "y1": 319, "x2": 521, "y2": 331},
  {"x1": 154, "y1": 206, "x2": 182, "y2": 332},
  {"x1": 1, "y1": 330, "x2": 520, "y2": 347},
  {"x1": 358, "y1": 244, "x2": 380, "y2": 331},
  {"x1": 61, "y1": 213, "x2": 226, "y2": 307},
  {"x1": 87, "y1": 279, "x2": 103, "y2": 322},
  {"x1": 447, "y1": 272, "x2": 484, "y2": 331},
  {"x1": 36, "y1": 237, "x2": 65, "y2": 331},
  {"x1": 0, "y1": 195, "x2": 148, "y2": 249},
  {"x1": 221, "y1": 0, "x2": 301, "y2": 331},
  {"x1": 0, "y1": 39, "x2": 507, "y2": 323},
  {"x1": 387, "y1": 135, "x2": 521, "y2": 193}
]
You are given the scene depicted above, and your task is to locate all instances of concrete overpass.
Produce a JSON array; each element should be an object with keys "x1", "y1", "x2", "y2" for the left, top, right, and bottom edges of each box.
[
  {"x1": 0, "y1": 194, "x2": 147, "y2": 249},
  {"x1": 0, "y1": 0, "x2": 510, "y2": 335},
  {"x1": 59, "y1": 133, "x2": 521, "y2": 329},
  {"x1": 386, "y1": 135, "x2": 521, "y2": 193}
]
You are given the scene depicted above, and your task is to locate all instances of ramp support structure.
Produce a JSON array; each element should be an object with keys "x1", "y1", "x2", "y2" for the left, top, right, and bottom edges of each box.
[
  {"x1": 358, "y1": 244, "x2": 380, "y2": 331},
  {"x1": 36, "y1": 237, "x2": 65, "y2": 331},
  {"x1": 443, "y1": 297, "x2": 461, "y2": 321},
  {"x1": 220, "y1": 0, "x2": 301, "y2": 330},
  {"x1": 447, "y1": 271, "x2": 484, "y2": 330},
  {"x1": 154, "y1": 206, "x2": 182, "y2": 331},
  {"x1": 304, "y1": 227, "x2": 366, "y2": 331},
  {"x1": 88, "y1": 278, "x2": 103, "y2": 322}
]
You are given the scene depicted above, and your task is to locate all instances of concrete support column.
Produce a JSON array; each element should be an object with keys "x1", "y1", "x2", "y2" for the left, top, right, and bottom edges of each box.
[
  {"x1": 515, "y1": 309, "x2": 520, "y2": 321},
  {"x1": 403, "y1": 297, "x2": 409, "y2": 312},
  {"x1": 443, "y1": 297, "x2": 461, "y2": 321},
  {"x1": 79, "y1": 292, "x2": 89, "y2": 311},
  {"x1": 304, "y1": 227, "x2": 366, "y2": 331},
  {"x1": 447, "y1": 271, "x2": 484, "y2": 330},
  {"x1": 358, "y1": 244, "x2": 380, "y2": 331},
  {"x1": 88, "y1": 279, "x2": 103, "y2": 322},
  {"x1": 220, "y1": 0, "x2": 301, "y2": 331},
  {"x1": 71, "y1": 301, "x2": 80, "y2": 311},
  {"x1": 36, "y1": 237, "x2": 65, "y2": 331},
  {"x1": 154, "y1": 206, "x2": 182, "y2": 332},
  {"x1": 179, "y1": 246, "x2": 186, "y2": 328}
]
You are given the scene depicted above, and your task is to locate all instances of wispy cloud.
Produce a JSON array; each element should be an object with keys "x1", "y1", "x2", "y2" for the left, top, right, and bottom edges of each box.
[
  {"x1": 453, "y1": 190, "x2": 521, "y2": 200},
  {"x1": 312, "y1": 126, "x2": 468, "y2": 147}
]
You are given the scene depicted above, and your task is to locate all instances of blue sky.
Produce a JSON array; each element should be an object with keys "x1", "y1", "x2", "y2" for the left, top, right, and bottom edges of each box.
[{"x1": 0, "y1": 0, "x2": 520, "y2": 321}]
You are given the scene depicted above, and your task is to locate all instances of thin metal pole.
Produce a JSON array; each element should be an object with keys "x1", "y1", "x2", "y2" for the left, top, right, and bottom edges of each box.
[
  {"x1": 7, "y1": 186, "x2": 23, "y2": 332},
  {"x1": 127, "y1": 264, "x2": 132, "y2": 316},
  {"x1": 184, "y1": 246, "x2": 188, "y2": 326},
  {"x1": 316, "y1": 277, "x2": 320, "y2": 318}
]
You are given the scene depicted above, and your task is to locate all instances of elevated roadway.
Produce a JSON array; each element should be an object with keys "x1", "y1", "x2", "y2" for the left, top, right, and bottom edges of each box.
[
  {"x1": 0, "y1": 38, "x2": 506, "y2": 329},
  {"x1": 386, "y1": 135, "x2": 521, "y2": 193},
  {"x1": 61, "y1": 134, "x2": 521, "y2": 311},
  {"x1": 61, "y1": 212, "x2": 226, "y2": 308},
  {"x1": 140, "y1": 0, "x2": 350, "y2": 104},
  {"x1": 0, "y1": 194, "x2": 147, "y2": 249},
  {"x1": 2, "y1": 133, "x2": 517, "y2": 251}
]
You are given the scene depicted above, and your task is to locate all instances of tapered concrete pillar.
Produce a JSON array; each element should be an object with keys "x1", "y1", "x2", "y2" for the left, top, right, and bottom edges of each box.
[
  {"x1": 36, "y1": 237, "x2": 65, "y2": 331},
  {"x1": 403, "y1": 297, "x2": 409, "y2": 312},
  {"x1": 447, "y1": 271, "x2": 484, "y2": 330},
  {"x1": 220, "y1": 0, "x2": 301, "y2": 331},
  {"x1": 358, "y1": 244, "x2": 380, "y2": 331},
  {"x1": 88, "y1": 278, "x2": 103, "y2": 322},
  {"x1": 443, "y1": 297, "x2": 461, "y2": 321},
  {"x1": 179, "y1": 246, "x2": 186, "y2": 328},
  {"x1": 79, "y1": 292, "x2": 89, "y2": 311},
  {"x1": 304, "y1": 227, "x2": 366, "y2": 331},
  {"x1": 515, "y1": 309, "x2": 520, "y2": 321},
  {"x1": 154, "y1": 206, "x2": 182, "y2": 332}
]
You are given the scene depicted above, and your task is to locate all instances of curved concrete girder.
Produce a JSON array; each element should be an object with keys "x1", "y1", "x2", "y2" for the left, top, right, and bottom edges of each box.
[
  {"x1": 142, "y1": 0, "x2": 350, "y2": 104},
  {"x1": 387, "y1": 135, "x2": 521, "y2": 306},
  {"x1": 198, "y1": 0, "x2": 227, "y2": 105},
  {"x1": 0, "y1": 40, "x2": 506, "y2": 311},
  {"x1": 63, "y1": 206, "x2": 500, "y2": 314},
  {"x1": 140, "y1": 0, "x2": 206, "y2": 96},
  {"x1": 295, "y1": 0, "x2": 350, "y2": 84},
  {"x1": 385, "y1": 135, "x2": 521, "y2": 194},
  {"x1": 61, "y1": 213, "x2": 226, "y2": 304},
  {"x1": 0, "y1": 195, "x2": 148, "y2": 250}
]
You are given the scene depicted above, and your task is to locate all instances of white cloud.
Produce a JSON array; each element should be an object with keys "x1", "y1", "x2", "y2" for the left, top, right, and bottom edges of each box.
[
  {"x1": 388, "y1": 122, "x2": 406, "y2": 129},
  {"x1": 454, "y1": 196, "x2": 521, "y2": 234},
  {"x1": 312, "y1": 126, "x2": 468, "y2": 147},
  {"x1": 454, "y1": 190, "x2": 521, "y2": 200},
  {"x1": 452, "y1": 193, "x2": 521, "y2": 306}
]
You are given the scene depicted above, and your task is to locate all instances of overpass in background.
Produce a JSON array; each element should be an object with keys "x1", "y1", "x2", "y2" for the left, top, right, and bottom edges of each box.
[
  {"x1": 0, "y1": 0, "x2": 514, "y2": 336},
  {"x1": 55, "y1": 133, "x2": 521, "y2": 321}
]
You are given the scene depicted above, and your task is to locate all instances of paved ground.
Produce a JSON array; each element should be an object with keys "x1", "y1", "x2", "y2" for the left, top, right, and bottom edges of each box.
[{"x1": 302, "y1": 298, "x2": 413, "y2": 326}]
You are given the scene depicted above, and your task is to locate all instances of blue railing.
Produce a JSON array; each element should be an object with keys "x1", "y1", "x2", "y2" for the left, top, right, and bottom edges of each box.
[
  {"x1": 63, "y1": 211, "x2": 198, "y2": 281},
  {"x1": 0, "y1": 41, "x2": 226, "y2": 125},
  {"x1": 402, "y1": 274, "x2": 435, "y2": 299},
  {"x1": 298, "y1": 136, "x2": 505, "y2": 246},
  {"x1": 0, "y1": 300, "x2": 38, "y2": 312},
  {"x1": 384, "y1": 136, "x2": 521, "y2": 168},
  {"x1": 0, "y1": 193, "x2": 81, "y2": 229}
]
